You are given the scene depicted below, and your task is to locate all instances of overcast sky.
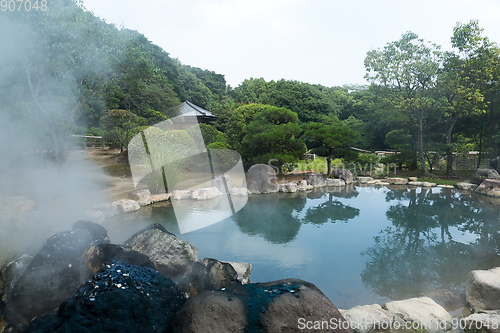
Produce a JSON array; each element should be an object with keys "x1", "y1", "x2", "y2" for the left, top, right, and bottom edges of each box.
[{"x1": 82, "y1": 0, "x2": 500, "y2": 88}]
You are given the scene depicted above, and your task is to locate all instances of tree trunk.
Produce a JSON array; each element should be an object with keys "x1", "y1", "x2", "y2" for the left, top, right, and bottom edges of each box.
[
  {"x1": 327, "y1": 149, "x2": 333, "y2": 175},
  {"x1": 417, "y1": 111, "x2": 428, "y2": 176},
  {"x1": 445, "y1": 115, "x2": 459, "y2": 177},
  {"x1": 477, "y1": 125, "x2": 483, "y2": 169}
]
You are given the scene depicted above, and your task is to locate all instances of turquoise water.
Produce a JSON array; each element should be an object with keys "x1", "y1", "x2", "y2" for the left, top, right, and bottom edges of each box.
[{"x1": 135, "y1": 186, "x2": 500, "y2": 310}]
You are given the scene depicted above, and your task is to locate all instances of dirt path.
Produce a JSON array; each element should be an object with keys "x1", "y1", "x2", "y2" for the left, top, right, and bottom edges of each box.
[{"x1": 80, "y1": 148, "x2": 136, "y2": 201}]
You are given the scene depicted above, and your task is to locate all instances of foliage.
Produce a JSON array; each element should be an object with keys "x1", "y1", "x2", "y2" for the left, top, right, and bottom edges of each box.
[
  {"x1": 365, "y1": 31, "x2": 443, "y2": 175},
  {"x1": 101, "y1": 109, "x2": 143, "y2": 152},
  {"x1": 241, "y1": 105, "x2": 306, "y2": 167},
  {"x1": 303, "y1": 115, "x2": 361, "y2": 174}
]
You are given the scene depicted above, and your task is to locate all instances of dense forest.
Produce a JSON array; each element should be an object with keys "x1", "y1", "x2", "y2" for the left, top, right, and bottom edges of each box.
[{"x1": 1, "y1": 0, "x2": 499, "y2": 176}]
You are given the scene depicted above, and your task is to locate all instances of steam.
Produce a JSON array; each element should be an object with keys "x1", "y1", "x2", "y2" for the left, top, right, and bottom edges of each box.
[{"x1": 0, "y1": 9, "x2": 112, "y2": 256}]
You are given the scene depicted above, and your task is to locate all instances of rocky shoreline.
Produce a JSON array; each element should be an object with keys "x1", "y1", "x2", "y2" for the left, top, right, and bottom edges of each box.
[{"x1": 3, "y1": 165, "x2": 500, "y2": 332}]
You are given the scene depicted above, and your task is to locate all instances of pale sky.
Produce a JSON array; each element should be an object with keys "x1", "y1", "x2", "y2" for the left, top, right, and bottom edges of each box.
[{"x1": 82, "y1": 0, "x2": 500, "y2": 88}]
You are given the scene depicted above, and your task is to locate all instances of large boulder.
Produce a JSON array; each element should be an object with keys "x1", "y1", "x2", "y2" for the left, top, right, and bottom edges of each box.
[
  {"x1": 176, "y1": 258, "x2": 238, "y2": 297},
  {"x1": 246, "y1": 164, "x2": 279, "y2": 194},
  {"x1": 10, "y1": 221, "x2": 110, "y2": 322},
  {"x1": 171, "y1": 278, "x2": 352, "y2": 333},
  {"x1": 124, "y1": 224, "x2": 199, "y2": 279},
  {"x1": 382, "y1": 297, "x2": 452, "y2": 333},
  {"x1": 476, "y1": 179, "x2": 500, "y2": 197},
  {"x1": 466, "y1": 267, "x2": 500, "y2": 312},
  {"x1": 26, "y1": 261, "x2": 186, "y2": 333},
  {"x1": 471, "y1": 168, "x2": 500, "y2": 185},
  {"x1": 304, "y1": 173, "x2": 327, "y2": 188},
  {"x1": 332, "y1": 169, "x2": 354, "y2": 185}
]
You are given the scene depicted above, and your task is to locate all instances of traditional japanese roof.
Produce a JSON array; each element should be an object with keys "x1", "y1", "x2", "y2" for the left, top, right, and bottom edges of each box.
[{"x1": 177, "y1": 100, "x2": 216, "y2": 119}]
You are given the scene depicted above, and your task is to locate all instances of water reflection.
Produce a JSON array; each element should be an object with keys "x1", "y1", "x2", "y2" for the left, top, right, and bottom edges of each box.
[
  {"x1": 141, "y1": 185, "x2": 500, "y2": 309},
  {"x1": 362, "y1": 187, "x2": 500, "y2": 307},
  {"x1": 233, "y1": 193, "x2": 305, "y2": 244},
  {"x1": 234, "y1": 188, "x2": 361, "y2": 242},
  {"x1": 303, "y1": 192, "x2": 360, "y2": 225}
]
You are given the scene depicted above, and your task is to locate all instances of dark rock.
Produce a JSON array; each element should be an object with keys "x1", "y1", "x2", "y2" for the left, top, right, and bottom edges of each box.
[
  {"x1": 331, "y1": 168, "x2": 354, "y2": 185},
  {"x1": 124, "y1": 224, "x2": 199, "y2": 279},
  {"x1": 85, "y1": 243, "x2": 155, "y2": 273},
  {"x1": 246, "y1": 164, "x2": 279, "y2": 194},
  {"x1": 177, "y1": 258, "x2": 238, "y2": 297},
  {"x1": 27, "y1": 261, "x2": 186, "y2": 333},
  {"x1": 171, "y1": 278, "x2": 352, "y2": 333},
  {"x1": 0, "y1": 254, "x2": 33, "y2": 288},
  {"x1": 9, "y1": 221, "x2": 110, "y2": 322},
  {"x1": 471, "y1": 168, "x2": 500, "y2": 185}
]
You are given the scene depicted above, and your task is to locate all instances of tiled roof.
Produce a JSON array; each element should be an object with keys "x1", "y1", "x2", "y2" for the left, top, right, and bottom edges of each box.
[{"x1": 177, "y1": 101, "x2": 216, "y2": 118}]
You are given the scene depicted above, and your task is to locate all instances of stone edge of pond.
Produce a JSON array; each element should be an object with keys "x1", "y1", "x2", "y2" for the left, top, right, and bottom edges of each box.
[
  {"x1": 77, "y1": 174, "x2": 500, "y2": 333},
  {"x1": 88, "y1": 176, "x2": 493, "y2": 222}
]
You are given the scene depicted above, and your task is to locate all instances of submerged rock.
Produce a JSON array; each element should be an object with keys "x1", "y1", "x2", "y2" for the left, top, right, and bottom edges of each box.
[
  {"x1": 27, "y1": 261, "x2": 186, "y2": 333},
  {"x1": 246, "y1": 164, "x2": 279, "y2": 194},
  {"x1": 124, "y1": 224, "x2": 199, "y2": 279},
  {"x1": 171, "y1": 278, "x2": 352, "y2": 333},
  {"x1": 10, "y1": 221, "x2": 110, "y2": 322}
]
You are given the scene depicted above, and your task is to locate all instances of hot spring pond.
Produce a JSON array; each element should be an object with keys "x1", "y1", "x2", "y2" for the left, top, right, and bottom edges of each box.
[{"x1": 111, "y1": 185, "x2": 500, "y2": 311}]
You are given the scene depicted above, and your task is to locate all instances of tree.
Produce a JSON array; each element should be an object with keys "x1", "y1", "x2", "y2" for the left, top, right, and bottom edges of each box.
[
  {"x1": 242, "y1": 106, "x2": 306, "y2": 168},
  {"x1": 437, "y1": 20, "x2": 500, "y2": 175},
  {"x1": 101, "y1": 109, "x2": 143, "y2": 152},
  {"x1": 303, "y1": 115, "x2": 360, "y2": 175},
  {"x1": 365, "y1": 32, "x2": 442, "y2": 175}
]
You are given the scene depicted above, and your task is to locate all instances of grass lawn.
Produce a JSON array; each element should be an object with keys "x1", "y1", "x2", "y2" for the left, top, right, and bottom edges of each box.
[{"x1": 388, "y1": 169, "x2": 476, "y2": 185}]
